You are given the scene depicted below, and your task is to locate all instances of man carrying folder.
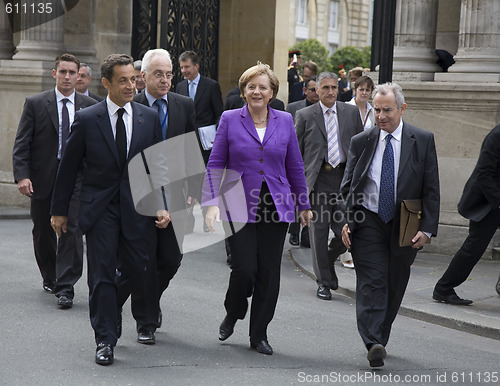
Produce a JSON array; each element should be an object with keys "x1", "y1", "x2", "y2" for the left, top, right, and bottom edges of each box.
[{"x1": 340, "y1": 83, "x2": 440, "y2": 368}]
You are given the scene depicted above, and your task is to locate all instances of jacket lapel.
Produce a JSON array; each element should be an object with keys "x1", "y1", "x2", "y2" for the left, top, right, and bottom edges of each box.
[
  {"x1": 47, "y1": 90, "x2": 59, "y2": 134},
  {"x1": 128, "y1": 102, "x2": 143, "y2": 159},
  {"x1": 261, "y1": 108, "x2": 277, "y2": 145},
  {"x1": 398, "y1": 122, "x2": 415, "y2": 179},
  {"x1": 194, "y1": 76, "x2": 206, "y2": 104},
  {"x1": 313, "y1": 103, "x2": 327, "y2": 140},
  {"x1": 96, "y1": 102, "x2": 121, "y2": 168},
  {"x1": 240, "y1": 106, "x2": 261, "y2": 143}
]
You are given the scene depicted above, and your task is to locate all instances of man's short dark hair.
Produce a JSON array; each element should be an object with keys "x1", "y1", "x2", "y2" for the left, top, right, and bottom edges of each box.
[
  {"x1": 101, "y1": 54, "x2": 134, "y2": 81},
  {"x1": 304, "y1": 76, "x2": 317, "y2": 88},
  {"x1": 55, "y1": 53, "x2": 80, "y2": 71},
  {"x1": 179, "y1": 50, "x2": 199, "y2": 66}
]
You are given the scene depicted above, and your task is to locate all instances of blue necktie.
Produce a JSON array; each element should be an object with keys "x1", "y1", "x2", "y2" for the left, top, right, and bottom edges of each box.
[
  {"x1": 378, "y1": 134, "x2": 395, "y2": 223},
  {"x1": 188, "y1": 81, "x2": 196, "y2": 101},
  {"x1": 154, "y1": 99, "x2": 167, "y2": 139}
]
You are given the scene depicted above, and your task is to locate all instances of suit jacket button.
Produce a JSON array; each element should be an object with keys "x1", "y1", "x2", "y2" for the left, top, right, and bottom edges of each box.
[
  {"x1": 259, "y1": 170, "x2": 264, "y2": 175},
  {"x1": 259, "y1": 159, "x2": 263, "y2": 163},
  {"x1": 259, "y1": 146, "x2": 263, "y2": 151}
]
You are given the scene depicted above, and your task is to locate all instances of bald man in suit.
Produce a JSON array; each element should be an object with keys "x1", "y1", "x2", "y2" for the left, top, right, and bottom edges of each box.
[{"x1": 340, "y1": 82, "x2": 439, "y2": 367}]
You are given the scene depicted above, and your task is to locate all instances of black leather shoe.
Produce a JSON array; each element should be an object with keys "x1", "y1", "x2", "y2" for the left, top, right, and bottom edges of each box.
[
  {"x1": 57, "y1": 295, "x2": 73, "y2": 309},
  {"x1": 95, "y1": 343, "x2": 114, "y2": 365},
  {"x1": 250, "y1": 340, "x2": 273, "y2": 355},
  {"x1": 137, "y1": 330, "x2": 155, "y2": 345},
  {"x1": 367, "y1": 343, "x2": 386, "y2": 367},
  {"x1": 218, "y1": 316, "x2": 237, "y2": 341},
  {"x1": 117, "y1": 309, "x2": 122, "y2": 339},
  {"x1": 42, "y1": 283, "x2": 54, "y2": 293},
  {"x1": 433, "y1": 290, "x2": 472, "y2": 305},
  {"x1": 289, "y1": 234, "x2": 299, "y2": 246},
  {"x1": 316, "y1": 285, "x2": 332, "y2": 300},
  {"x1": 496, "y1": 275, "x2": 500, "y2": 296},
  {"x1": 157, "y1": 308, "x2": 162, "y2": 329}
]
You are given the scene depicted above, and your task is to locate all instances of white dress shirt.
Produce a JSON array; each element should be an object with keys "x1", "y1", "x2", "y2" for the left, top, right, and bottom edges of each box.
[{"x1": 106, "y1": 97, "x2": 133, "y2": 155}]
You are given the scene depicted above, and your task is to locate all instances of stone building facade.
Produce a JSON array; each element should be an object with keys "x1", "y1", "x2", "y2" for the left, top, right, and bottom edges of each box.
[{"x1": 0, "y1": 0, "x2": 498, "y2": 257}]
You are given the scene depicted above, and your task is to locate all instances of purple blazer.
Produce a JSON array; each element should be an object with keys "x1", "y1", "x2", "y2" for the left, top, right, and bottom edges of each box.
[{"x1": 202, "y1": 105, "x2": 310, "y2": 223}]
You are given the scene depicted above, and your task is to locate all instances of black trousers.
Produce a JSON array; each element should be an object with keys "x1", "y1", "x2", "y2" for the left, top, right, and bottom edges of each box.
[
  {"x1": 30, "y1": 184, "x2": 82, "y2": 292},
  {"x1": 223, "y1": 183, "x2": 288, "y2": 342},
  {"x1": 351, "y1": 207, "x2": 417, "y2": 349},
  {"x1": 435, "y1": 208, "x2": 500, "y2": 294},
  {"x1": 85, "y1": 202, "x2": 150, "y2": 346},
  {"x1": 131, "y1": 222, "x2": 183, "y2": 332},
  {"x1": 54, "y1": 179, "x2": 83, "y2": 299}
]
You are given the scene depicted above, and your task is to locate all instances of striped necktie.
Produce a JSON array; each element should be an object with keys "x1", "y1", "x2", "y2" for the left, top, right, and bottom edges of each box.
[{"x1": 325, "y1": 109, "x2": 340, "y2": 167}]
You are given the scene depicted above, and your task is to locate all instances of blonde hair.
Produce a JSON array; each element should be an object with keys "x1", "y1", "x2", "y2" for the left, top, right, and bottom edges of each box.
[{"x1": 239, "y1": 62, "x2": 279, "y2": 103}]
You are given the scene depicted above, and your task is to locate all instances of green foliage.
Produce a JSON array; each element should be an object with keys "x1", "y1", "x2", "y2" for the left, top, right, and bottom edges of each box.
[
  {"x1": 289, "y1": 39, "x2": 332, "y2": 73},
  {"x1": 330, "y1": 46, "x2": 372, "y2": 74}
]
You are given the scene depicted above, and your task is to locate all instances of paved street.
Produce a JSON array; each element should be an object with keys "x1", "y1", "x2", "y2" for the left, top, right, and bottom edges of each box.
[{"x1": 0, "y1": 215, "x2": 499, "y2": 385}]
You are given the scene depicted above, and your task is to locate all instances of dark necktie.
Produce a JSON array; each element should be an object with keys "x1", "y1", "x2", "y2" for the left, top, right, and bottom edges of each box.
[
  {"x1": 378, "y1": 134, "x2": 395, "y2": 223},
  {"x1": 116, "y1": 108, "x2": 127, "y2": 170},
  {"x1": 60, "y1": 98, "x2": 70, "y2": 157},
  {"x1": 153, "y1": 99, "x2": 168, "y2": 140}
]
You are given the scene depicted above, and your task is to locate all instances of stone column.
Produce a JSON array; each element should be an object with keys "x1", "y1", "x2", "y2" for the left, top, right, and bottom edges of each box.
[
  {"x1": 12, "y1": 13, "x2": 64, "y2": 61},
  {"x1": 392, "y1": 0, "x2": 441, "y2": 80},
  {"x1": 447, "y1": 0, "x2": 500, "y2": 75},
  {"x1": 0, "y1": 11, "x2": 14, "y2": 59}
]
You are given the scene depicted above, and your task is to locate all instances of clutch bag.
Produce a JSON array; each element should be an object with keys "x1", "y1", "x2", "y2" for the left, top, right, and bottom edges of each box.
[{"x1": 399, "y1": 199, "x2": 429, "y2": 247}]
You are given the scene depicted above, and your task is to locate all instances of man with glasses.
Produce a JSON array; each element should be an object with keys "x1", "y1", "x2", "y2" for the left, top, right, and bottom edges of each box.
[{"x1": 132, "y1": 49, "x2": 196, "y2": 345}]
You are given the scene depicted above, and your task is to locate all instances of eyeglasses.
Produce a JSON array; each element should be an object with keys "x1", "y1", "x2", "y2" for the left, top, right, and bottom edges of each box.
[{"x1": 152, "y1": 71, "x2": 173, "y2": 79}]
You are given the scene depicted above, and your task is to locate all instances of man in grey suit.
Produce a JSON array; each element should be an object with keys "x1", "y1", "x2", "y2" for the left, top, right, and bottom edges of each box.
[
  {"x1": 76, "y1": 63, "x2": 104, "y2": 102},
  {"x1": 13, "y1": 53, "x2": 96, "y2": 307},
  {"x1": 131, "y1": 48, "x2": 197, "y2": 345},
  {"x1": 340, "y1": 83, "x2": 440, "y2": 367},
  {"x1": 295, "y1": 72, "x2": 363, "y2": 301}
]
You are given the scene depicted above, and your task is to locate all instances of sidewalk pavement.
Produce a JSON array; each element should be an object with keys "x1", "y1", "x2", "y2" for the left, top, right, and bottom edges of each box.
[
  {"x1": 288, "y1": 241, "x2": 500, "y2": 341},
  {"x1": 3, "y1": 205, "x2": 499, "y2": 340}
]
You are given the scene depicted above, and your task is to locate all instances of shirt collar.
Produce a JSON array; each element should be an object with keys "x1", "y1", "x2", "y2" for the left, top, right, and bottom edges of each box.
[
  {"x1": 106, "y1": 97, "x2": 132, "y2": 117},
  {"x1": 55, "y1": 87, "x2": 75, "y2": 104},
  {"x1": 319, "y1": 101, "x2": 337, "y2": 115},
  {"x1": 380, "y1": 119, "x2": 403, "y2": 143},
  {"x1": 145, "y1": 90, "x2": 168, "y2": 107},
  {"x1": 189, "y1": 73, "x2": 201, "y2": 85}
]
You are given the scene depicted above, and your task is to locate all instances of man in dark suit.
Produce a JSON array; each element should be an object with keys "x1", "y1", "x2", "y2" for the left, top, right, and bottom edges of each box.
[
  {"x1": 76, "y1": 63, "x2": 104, "y2": 102},
  {"x1": 433, "y1": 125, "x2": 500, "y2": 305},
  {"x1": 288, "y1": 60, "x2": 318, "y2": 103},
  {"x1": 50, "y1": 54, "x2": 165, "y2": 366},
  {"x1": 12, "y1": 53, "x2": 96, "y2": 308},
  {"x1": 295, "y1": 72, "x2": 363, "y2": 301},
  {"x1": 176, "y1": 50, "x2": 223, "y2": 165},
  {"x1": 340, "y1": 82, "x2": 440, "y2": 367},
  {"x1": 286, "y1": 76, "x2": 319, "y2": 247},
  {"x1": 131, "y1": 48, "x2": 196, "y2": 345},
  {"x1": 177, "y1": 50, "x2": 223, "y2": 232}
]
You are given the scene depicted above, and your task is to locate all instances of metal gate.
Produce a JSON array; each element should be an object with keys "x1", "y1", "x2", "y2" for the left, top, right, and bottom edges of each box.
[{"x1": 132, "y1": 0, "x2": 220, "y2": 84}]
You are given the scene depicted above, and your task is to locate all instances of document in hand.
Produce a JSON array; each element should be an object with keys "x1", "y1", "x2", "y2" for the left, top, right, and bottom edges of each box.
[{"x1": 199, "y1": 124, "x2": 217, "y2": 150}]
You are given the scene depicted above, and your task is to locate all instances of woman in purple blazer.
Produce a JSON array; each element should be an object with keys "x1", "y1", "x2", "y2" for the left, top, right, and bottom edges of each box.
[{"x1": 203, "y1": 63, "x2": 312, "y2": 355}]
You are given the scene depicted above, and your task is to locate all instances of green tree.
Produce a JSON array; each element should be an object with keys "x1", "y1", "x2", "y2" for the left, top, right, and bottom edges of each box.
[
  {"x1": 289, "y1": 39, "x2": 332, "y2": 73},
  {"x1": 330, "y1": 46, "x2": 371, "y2": 74}
]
